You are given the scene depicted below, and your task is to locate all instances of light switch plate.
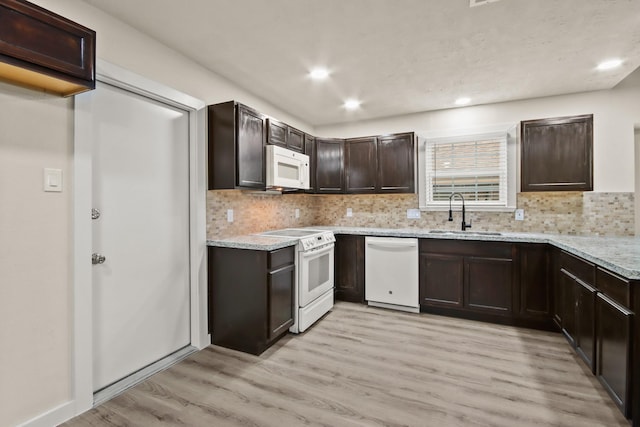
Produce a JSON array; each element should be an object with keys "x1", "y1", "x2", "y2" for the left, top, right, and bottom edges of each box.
[
  {"x1": 227, "y1": 209, "x2": 234, "y2": 222},
  {"x1": 295, "y1": 208, "x2": 300, "y2": 219},
  {"x1": 44, "y1": 168, "x2": 62, "y2": 192},
  {"x1": 346, "y1": 208, "x2": 353, "y2": 217},
  {"x1": 515, "y1": 209, "x2": 524, "y2": 221},
  {"x1": 407, "y1": 209, "x2": 421, "y2": 219}
]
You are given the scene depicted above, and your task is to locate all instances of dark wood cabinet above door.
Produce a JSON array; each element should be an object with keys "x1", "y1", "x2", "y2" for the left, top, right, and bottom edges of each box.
[
  {"x1": 521, "y1": 114, "x2": 593, "y2": 192},
  {"x1": 0, "y1": 0, "x2": 96, "y2": 96}
]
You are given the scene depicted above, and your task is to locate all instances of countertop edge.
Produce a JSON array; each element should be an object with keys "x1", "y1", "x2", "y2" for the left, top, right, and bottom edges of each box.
[{"x1": 206, "y1": 237, "x2": 297, "y2": 251}]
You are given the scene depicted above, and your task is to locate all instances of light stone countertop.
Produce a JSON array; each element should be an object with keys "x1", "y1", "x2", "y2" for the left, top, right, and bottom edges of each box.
[{"x1": 207, "y1": 227, "x2": 640, "y2": 280}]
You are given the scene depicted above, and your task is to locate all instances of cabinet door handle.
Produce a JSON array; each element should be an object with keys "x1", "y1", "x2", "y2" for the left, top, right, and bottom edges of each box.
[{"x1": 597, "y1": 293, "x2": 633, "y2": 316}]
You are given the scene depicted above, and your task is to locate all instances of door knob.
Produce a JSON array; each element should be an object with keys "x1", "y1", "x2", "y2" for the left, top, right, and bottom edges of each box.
[
  {"x1": 91, "y1": 208, "x2": 100, "y2": 219},
  {"x1": 92, "y1": 253, "x2": 106, "y2": 264}
]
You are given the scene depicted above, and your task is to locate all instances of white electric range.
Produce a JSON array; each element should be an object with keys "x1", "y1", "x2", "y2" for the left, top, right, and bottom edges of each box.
[{"x1": 260, "y1": 228, "x2": 335, "y2": 333}]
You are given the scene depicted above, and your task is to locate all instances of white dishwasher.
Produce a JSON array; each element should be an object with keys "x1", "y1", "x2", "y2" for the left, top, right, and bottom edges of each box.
[{"x1": 365, "y1": 236, "x2": 419, "y2": 313}]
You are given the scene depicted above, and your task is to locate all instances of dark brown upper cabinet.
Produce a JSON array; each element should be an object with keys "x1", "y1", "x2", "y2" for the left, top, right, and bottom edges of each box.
[
  {"x1": 208, "y1": 101, "x2": 266, "y2": 190},
  {"x1": 266, "y1": 118, "x2": 304, "y2": 152},
  {"x1": 521, "y1": 114, "x2": 593, "y2": 192},
  {"x1": 345, "y1": 137, "x2": 377, "y2": 193},
  {"x1": 287, "y1": 126, "x2": 304, "y2": 152},
  {"x1": 315, "y1": 138, "x2": 345, "y2": 193},
  {"x1": 343, "y1": 132, "x2": 415, "y2": 194},
  {"x1": 0, "y1": 0, "x2": 95, "y2": 96},
  {"x1": 266, "y1": 118, "x2": 287, "y2": 147},
  {"x1": 377, "y1": 132, "x2": 416, "y2": 193}
]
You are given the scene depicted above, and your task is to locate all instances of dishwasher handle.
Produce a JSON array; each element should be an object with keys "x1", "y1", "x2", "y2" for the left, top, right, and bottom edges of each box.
[{"x1": 366, "y1": 239, "x2": 418, "y2": 250}]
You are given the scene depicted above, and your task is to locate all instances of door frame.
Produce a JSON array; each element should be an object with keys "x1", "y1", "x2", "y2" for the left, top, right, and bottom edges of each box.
[{"x1": 72, "y1": 59, "x2": 208, "y2": 415}]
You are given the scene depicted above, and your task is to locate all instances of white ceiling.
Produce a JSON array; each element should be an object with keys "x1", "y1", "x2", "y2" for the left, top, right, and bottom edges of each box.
[{"x1": 81, "y1": 0, "x2": 640, "y2": 127}]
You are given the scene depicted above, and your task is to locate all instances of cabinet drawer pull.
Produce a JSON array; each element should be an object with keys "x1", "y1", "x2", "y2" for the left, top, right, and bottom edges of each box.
[
  {"x1": 575, "y1": 277, "x2": 597, "y2": 293},
  {"x1": 597, "y1": 293, "x2": 633, "y2": 316}
]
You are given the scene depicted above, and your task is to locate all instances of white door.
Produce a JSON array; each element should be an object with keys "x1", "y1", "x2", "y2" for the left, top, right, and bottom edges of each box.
[{"x1": 90, "y1": 81, "x2": 191, "y2": 391}]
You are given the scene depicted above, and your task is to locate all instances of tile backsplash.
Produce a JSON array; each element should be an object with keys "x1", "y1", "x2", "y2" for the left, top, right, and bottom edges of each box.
[
  {"x1": 207, "y1": 190, "x2": 317, "y2": 239},
  {"x1": 207, "y1": 190, "x2": 635, "y2": 239}
]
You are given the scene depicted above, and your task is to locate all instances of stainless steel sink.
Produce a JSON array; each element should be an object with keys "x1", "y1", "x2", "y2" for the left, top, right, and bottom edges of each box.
[{"x1": 428, "y1": 230, "x2": 502, "y2": 236}]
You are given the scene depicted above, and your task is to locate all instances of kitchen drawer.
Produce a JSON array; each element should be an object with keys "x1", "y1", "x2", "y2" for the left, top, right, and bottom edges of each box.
[
  {"x1": 420, "y1": 239, "x2": 512, "y2": 259},
  {"x1": 268, "y1": 246, "x2": 295, "y2": 271},
  {"x1": 560, "y1": 251, "x2": 595, "y2": 285},
  {"x1": 596, "y1": 267, "x2": 631, "y2": 308}
]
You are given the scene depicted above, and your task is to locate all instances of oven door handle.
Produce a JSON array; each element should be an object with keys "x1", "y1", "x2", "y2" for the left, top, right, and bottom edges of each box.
[{"x1": 301, "y1": 244, "x2": 334, "y2": 258}]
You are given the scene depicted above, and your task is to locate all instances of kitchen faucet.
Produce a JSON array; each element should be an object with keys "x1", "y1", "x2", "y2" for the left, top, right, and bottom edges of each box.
[{"x1": 448, "y1": 192, "x2": 472, "y2": 231}]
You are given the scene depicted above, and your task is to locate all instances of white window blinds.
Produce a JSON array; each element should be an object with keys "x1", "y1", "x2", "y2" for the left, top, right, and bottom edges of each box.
[{"x1": 424, "y1": 132, "x2": 508, "y2": 207}]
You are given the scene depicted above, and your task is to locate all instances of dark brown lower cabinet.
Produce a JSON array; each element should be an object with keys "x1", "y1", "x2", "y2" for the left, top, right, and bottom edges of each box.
[
  {"x1": 519, "y1": 244, "x2": 553, "y2": 323},
  {"x1": 268, "y1": 263, "x2": 296, "y2": 340},
  {"x1": 418, "y1": 239, "x2": 516, "y2": 323},
  {"x1": 419, "y1": 253, "x2": 463, "y2": 307},
  {"x1": 465, "y1": 256, "x2": 512, "y2": 314},
  {"x1": 575, "y1": 278, "x2": 597, "y2": 372},
  {"x1": 334, "y1": 235, "x2": 365, "y2": 303},
  {"x1": 559, "y1": 266, "x2": 597, "y2": 372},
  {"x1": 597, "y1": 293, "x2": 632, "y2": 417},
  {"x1": 559, "y1": 268, "x2": 577, "y2": 346},
  {"x1": 551, "y1": 247, "x2": 563, "y2": 329},
  {"x1": 208, "y1": 245, "x2": 294, "y2": 355}
]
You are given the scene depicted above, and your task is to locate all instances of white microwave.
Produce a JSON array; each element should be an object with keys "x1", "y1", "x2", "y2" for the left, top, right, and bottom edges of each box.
[{"x1": 266, "y1": 145, "x2": 310, "y2": 190}]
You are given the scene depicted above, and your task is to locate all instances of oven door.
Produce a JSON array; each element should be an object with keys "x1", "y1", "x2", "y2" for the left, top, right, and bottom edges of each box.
[{"x1": 298, "y1": 243, "x2": 334, "y2": 307}]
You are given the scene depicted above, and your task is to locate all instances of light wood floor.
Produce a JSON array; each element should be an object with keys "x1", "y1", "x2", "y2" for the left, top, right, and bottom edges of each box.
[{"x1": 63, "y1": 302, "x2": 630, "y2": 427}]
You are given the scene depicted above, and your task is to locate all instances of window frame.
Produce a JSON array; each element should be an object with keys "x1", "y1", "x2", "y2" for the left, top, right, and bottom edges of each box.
[{"x1": 418, "y1": 125, "x2": 518, "y2": 212}]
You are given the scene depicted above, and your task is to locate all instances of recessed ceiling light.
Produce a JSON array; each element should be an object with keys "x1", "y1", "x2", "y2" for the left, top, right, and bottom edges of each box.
[
  {"x1": 343, "y1": 99, "x2": 361, "y2": 110},
  {"x1": 596, "y1": 59, "x2": 623, "y2": 71},
  {"x1": 455, "y1": 97, "x2": 471, "y2": 106},
  {"x1": 309, "y1": 68, "x2": 329, "y2": 80}
]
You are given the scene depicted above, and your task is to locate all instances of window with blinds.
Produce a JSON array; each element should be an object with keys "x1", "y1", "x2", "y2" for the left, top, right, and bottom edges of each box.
[{"x1": 424, "y1": 133, "x2": 508, "y2": 207}]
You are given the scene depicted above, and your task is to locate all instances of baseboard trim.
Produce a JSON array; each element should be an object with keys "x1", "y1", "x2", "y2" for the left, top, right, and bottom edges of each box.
[
  {"x1": 93, "y1": 345, "x2": 198, "y2": 407},
  {"x1": 17, "y1": 400, "x2": 75, "y2": 427}
]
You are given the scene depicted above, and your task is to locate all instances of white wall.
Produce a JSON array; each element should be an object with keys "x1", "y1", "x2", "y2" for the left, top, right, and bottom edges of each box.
[
  {"x1": 317, "y1": 84, "x2": 640, "y2": 193},
  {"x1": 0, "y1": 83, "x2": 73, "y2": 427}
]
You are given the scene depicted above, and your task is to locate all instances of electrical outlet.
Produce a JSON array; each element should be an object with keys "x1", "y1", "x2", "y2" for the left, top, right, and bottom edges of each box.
[
  {"x1": 515, "y1": 209, "x2": 524, "y2": 221},
  {"x1": 295, "y1": 208, "x2": 300, "y2": 219},
  {"x1": 407, "y1": 209, "x2": 421, "y2": 219},
  {"x1": 227, "y1": 209, "x2": 234, "y2": 222},
  {"x1": 346, "y1": 208, "x2": 353, "y2": 217}
]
